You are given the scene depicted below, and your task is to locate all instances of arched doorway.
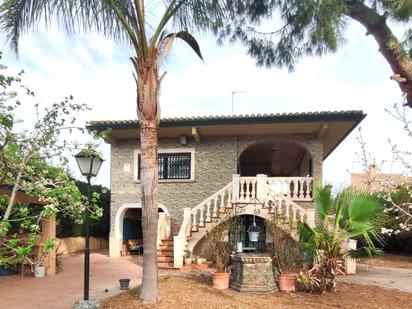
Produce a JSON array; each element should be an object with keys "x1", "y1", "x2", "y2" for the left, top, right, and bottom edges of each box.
[
  {"x1": 239, "y1": 141, "x2": 313, "y2": 177},
  {"x1": 110, "y1": 203, "x2": 168, "y2": 258}
]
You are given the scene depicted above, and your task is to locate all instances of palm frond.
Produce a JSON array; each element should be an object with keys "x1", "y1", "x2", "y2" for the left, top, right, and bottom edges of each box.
[
  {"x1": 175, "y1": 31, "x2": 203, "y2": 60},
  {"x1": 314, "y1": 183, "x2": 333, "y2": 224},
  {"x1": 347, "y1": 194, "x2": 382, "y2": 223},
  {"x1": 346, "y1": 246, "x2": 383, "y2": 262},
  {"x1": 0, "y1": 0, "x2": 137, "y2": 55}
]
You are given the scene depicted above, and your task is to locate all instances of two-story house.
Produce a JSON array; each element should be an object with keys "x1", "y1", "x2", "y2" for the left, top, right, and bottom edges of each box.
[{"x1": 87, "y1": 111, "x2": 365, "y2": 268}]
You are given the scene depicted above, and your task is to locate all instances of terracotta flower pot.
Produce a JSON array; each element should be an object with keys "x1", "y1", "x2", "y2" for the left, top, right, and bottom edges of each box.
[
  {"x1": 278, "y1": 273, "x2": 297, "y2": 292},
  {"x1": 212, "y1": 272, "x2": 230, "y2": 289}
]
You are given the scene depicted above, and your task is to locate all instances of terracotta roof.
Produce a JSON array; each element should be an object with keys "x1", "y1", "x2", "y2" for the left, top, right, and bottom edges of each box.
[{"x1": 87, "y1": 110, "x2": 365, "y2": 129}]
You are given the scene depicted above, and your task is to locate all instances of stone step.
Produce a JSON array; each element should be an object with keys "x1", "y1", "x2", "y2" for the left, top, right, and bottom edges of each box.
[
  {"x1": 159, "y1": 244, "x2": 174, "y2": 250},
  {"x1": 157, "y1": 262, "x2": 177, "y2": 269},
  {"x1": 161, "y1": 239, "x2": 174, "y2": 245},
  {"x1": 157, "y1": 250, "x2": 174, "y2": 256},
  {"x1": 157, "y1": 256, "x2": 174, "y2": 262}
]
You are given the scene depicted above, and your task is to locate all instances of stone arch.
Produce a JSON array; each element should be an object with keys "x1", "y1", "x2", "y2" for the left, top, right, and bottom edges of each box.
[
  {"x1": 238, "y1": 140, "x2": 313, "y2": 177},
  {"x1": 192, "y1": 212, "x2": 269, "y2": 259},
  {"x1": 189, "y1": 204, "x2": 273, "y2": 255},
  {"x1": 114, "y1": 203, "x2": 169, "y2": 239},
  {"x1": 109, "y1": 203, "x2": 168, "y2": 258}
]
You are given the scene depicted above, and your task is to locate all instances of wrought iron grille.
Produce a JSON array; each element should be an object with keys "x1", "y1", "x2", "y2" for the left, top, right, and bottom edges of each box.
[{"x1": 138, "y1": 153, "x2": 191, "y2": 180}]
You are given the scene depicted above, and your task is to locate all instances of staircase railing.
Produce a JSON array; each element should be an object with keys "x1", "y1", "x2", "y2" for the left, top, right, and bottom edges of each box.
[
  {"x1": 264, "y1": 184, "x2": 315, "y2": 228},
  {"x1": 174, "y1": 174, "x2": 315, "y2": 268},
  {"x1": 190, "y1": 182, "x2": 232, "y2": 231},
  {"x1": 267, "y1": 176, "x2": 313, "y2": 201},
  {"x1": 174, "y1": 183, "x2": 232, "y2": 268}
]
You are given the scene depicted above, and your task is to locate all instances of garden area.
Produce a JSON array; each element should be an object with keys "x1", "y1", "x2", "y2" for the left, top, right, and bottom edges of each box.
[{"x1": 101, "y1": 275, "x2": 412, "y2": 309}]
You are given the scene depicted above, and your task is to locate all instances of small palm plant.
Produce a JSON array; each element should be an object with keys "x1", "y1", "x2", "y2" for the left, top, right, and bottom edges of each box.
[{"x1": 298, "y1": 185, "x2": 384, "y2": 292}]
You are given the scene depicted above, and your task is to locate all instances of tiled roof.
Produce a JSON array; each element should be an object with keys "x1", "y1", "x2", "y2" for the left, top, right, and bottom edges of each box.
[{"x1": 87, "y1": 110, "x2": 365, "y2": 129}]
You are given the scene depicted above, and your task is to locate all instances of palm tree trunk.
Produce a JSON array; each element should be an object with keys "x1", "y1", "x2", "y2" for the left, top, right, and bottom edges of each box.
[
  {"x1": 346, "y1": 1, "x2": 412, "y2": 108},
  {"x1": 135, "y1": 56, "x2": 161, "y2": 302}
]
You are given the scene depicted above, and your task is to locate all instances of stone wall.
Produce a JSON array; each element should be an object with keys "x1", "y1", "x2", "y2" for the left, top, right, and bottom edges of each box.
[
  {"x1": 110, "y1": 134, "x2": 323, "y2": 237},
  {"x1": 56, "y1": 237, "x2": 109, "y2": 255}
]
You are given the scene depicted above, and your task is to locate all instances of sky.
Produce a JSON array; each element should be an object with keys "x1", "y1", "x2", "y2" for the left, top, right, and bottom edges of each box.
[{"x1": 0, "y1": 7, "x2": 411, "y2": 190}]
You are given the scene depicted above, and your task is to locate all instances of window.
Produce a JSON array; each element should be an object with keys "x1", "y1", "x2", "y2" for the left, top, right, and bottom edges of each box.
[{"x1": 134, "y1": 148, "x2": 195, "y2": 181}]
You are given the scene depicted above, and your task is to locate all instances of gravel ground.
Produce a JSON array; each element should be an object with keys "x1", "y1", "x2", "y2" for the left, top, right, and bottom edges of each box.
[{"x1": 101, "y1": 275, "x2": 412, "y2": 309}]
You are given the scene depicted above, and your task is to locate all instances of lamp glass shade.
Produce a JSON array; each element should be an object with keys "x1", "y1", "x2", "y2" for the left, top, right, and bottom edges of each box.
[{"x1": 75, "y1": 150, "x2": 104, "y2": 177}]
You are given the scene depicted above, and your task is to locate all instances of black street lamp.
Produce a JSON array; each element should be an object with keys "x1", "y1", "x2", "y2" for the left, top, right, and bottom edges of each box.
[{"x1": 73, "y1": 150, "x2": 103, "y2": 309}]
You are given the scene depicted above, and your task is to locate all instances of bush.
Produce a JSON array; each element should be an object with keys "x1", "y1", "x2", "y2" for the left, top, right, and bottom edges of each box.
[{"x1": 384, "y1": 231, "x2": 412, "y2": 254}]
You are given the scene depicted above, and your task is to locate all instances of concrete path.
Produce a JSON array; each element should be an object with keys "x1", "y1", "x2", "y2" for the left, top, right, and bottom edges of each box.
[
  {"x1": 0, "y1": 253, "x2": 143, "y2": 309},
  {"x1": 338, "y1": 264, "x2": 412, "y2": 293}
]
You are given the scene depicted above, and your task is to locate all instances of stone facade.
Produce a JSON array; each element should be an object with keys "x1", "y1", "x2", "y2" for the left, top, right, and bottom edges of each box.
[{"x1": 109, "y1": 133, "x2": 323, "y2": 255}]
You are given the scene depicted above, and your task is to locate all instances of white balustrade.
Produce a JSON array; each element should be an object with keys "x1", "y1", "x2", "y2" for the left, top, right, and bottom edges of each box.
[
  {"x1": 176, "y1": 175, "x2": 316, "y2": 268},
  {"x1": 188, "y1": 183, "x2": 232, "y2": 233},
  {"x1": 266, "y1": 177, "x2": 313, "y2": 201},
  {"x1": 199, "y1": 205, "x2": 205, "y2": 227},
  {"x1": 264, "y1": 183, "x2": 315, "y2": 228}
]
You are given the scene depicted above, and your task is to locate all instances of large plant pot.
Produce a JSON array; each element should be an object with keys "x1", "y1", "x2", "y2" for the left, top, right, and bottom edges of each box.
[
  {"x1": 278, "y1": 273, "x2": 297, "y2": 292},
  {"x1": 212, "y1": 272, "x2": 230, "y2": 289},
  {"x1": 34, "y1": 265, "x2": 46, "y2": 278}
]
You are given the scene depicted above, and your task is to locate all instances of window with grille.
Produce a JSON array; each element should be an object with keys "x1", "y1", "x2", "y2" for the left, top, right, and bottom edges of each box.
[{"x1": 137, "y1": 152, "x2": 192, "y2": 180}]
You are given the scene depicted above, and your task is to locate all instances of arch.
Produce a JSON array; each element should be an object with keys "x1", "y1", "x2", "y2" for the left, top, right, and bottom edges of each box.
[
  {"x1": 238, "y1": 140, "x2": 313, "y2": 177},
  {"x1": 114, "y1": 203, "x2": 169, "y2": 239}
]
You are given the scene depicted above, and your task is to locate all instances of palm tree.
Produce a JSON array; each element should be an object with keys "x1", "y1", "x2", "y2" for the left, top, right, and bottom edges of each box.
[
  {"x1": 298, "y1": 185, "x2": 384, "y2": 292},
  {"x1": 0, "y1": 0, "x2": 225, "y2": 302}
]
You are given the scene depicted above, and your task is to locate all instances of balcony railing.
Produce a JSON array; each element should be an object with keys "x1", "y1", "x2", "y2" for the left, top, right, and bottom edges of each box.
[{"x1": 236, "y1": 175, "x2": 313, "y2": 202}]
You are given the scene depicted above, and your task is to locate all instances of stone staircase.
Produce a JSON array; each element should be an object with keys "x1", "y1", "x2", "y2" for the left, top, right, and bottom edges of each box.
[
  {"x1": 173, "y1": 174, "x2": 316, "y2": 269},
  {"x1": 157, "y1": 238, "x2": 176, "y2": 269}
]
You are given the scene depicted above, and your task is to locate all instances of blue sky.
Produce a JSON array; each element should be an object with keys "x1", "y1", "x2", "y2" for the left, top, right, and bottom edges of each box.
[{"x1": 0, "y1": 9, "x2": 411, "y2": 189}]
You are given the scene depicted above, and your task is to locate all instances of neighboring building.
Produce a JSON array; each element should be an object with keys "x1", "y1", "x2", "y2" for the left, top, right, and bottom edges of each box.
[
  {"x1": 88, "y1": 111, "x2": 364, "y2": 268},
  {"x1": 351, "y1": 164, "x2": 412, "y2": 192}
]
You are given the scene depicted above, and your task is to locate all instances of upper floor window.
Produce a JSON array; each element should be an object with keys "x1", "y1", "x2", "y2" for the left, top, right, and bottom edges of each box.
[{"x1": 134, "y1": 148, "x2": 195, "y2": 182}]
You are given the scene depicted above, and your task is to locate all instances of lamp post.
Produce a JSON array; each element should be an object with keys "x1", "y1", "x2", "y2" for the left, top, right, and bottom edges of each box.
[{"x1": 73, "y1": 150, "x2": 103, "y2": 309}]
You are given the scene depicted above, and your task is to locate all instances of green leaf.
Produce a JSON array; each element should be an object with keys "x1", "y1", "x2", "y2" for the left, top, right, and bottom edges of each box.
[{"x1": 314, "y1": 184, "x2": 333, "y2": 222}]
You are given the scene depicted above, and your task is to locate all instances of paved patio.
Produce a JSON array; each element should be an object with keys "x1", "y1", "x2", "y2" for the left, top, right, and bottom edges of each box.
[
  {"x1": 0, "y1": 253, "x2": 143, "y2": 309},
  {"x1": 338, "y1": 264, "x2": 412, "y2": 293}
]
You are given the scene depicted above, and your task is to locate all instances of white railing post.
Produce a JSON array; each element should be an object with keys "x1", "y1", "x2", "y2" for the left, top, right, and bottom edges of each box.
[
  {"x1": 344, "y1": 239, "x2": 357, "y2": 275},
  {"x1": 306, "y1": 208, "x2": 316, "y2": 228},
  {"x1": 174, "y1": 207, "x2": 193, "y2": 269},
  {"x1": 182, "y1": 207, "x2": 192, "y2": 236},
  {"x1": 173, "y1": 236, "x2": 185, "y2": 268},
  {"x1": 232, "y1": 174, "x2": 240, "y2": 203},
  {"x1": 256, "y1": 174, "x2": 268, "y2": 202}
]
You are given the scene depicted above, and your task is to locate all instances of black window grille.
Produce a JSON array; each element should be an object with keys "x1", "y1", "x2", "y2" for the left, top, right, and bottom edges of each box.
[{"x1": 138, "y1": 152, "x2": 191, "y2": 180}]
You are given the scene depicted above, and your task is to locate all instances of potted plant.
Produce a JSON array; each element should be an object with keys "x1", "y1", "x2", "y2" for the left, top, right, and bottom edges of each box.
[
  {"x1": 266, "y1": 213, "x2": 303, "y2": 292},
  {"x1": 207, "y1": 219, "x2": 232, "y2": 289},
  {"x1": 33, "y1": 240, "x2": 55, "y2": 278},
  {"x1": 184, "y1": 249, "x2": 194, "y2": 265}
]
